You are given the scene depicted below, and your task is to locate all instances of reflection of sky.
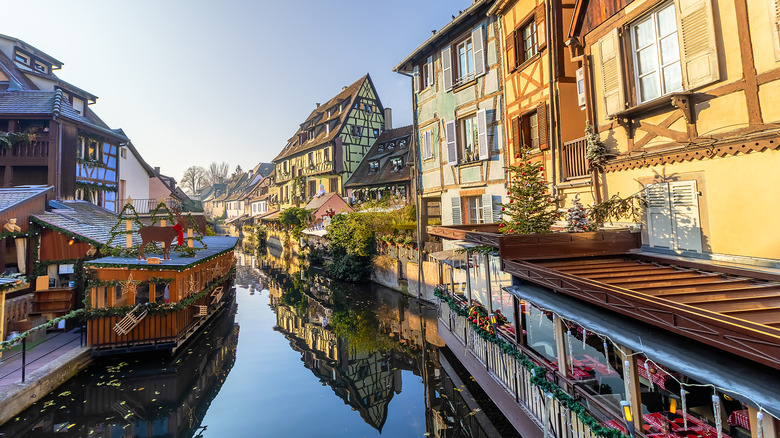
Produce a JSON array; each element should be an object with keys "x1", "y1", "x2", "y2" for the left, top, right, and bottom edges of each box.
[{"x1": 199, "y1": 284, "x2": 427, "y2": 437}]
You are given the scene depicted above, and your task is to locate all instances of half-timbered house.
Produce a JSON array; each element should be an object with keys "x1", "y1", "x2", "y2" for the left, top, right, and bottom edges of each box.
[{"x1": 272, "y1": 75, "x2": 386, "y2": 209}]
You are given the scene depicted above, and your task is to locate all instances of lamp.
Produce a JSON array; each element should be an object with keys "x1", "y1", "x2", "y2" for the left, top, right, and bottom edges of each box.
[
  {"x1": 68, "y1": 238, "x2": 75, "y2": 246},
  {"x1": 620, "y1": 400, "x2": 636, "y2": 438}
]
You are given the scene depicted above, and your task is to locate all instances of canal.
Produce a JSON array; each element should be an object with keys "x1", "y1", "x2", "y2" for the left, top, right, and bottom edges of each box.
[{"x1": 0, "y1": 247, "x2": 518, "y2": 437}]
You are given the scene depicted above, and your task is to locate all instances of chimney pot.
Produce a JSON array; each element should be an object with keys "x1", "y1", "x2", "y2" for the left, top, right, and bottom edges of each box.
[
  {"x1": 384, "y1": 108, "x2": 392, "y2": 131},
  {"x1": 154, "y1": 166, "x2": 160, "y2": 173},
  {"x1": 316, "y1": 103, "x2": 320, "y2": 108}
]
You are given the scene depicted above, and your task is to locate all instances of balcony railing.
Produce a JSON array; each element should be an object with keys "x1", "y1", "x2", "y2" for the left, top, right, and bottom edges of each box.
[
  {"x1": 562, "y1": 137, "x2": 589, "y2": 180},
  {"x1": 438, "y1": 296, "x2": 624, "y2": 438},
  {"x1": 125, "y1": 198, "x2": 201, "y2": 214},
  {"x1": 0, "y1": 140, "x2": 50, "y2": 158}
]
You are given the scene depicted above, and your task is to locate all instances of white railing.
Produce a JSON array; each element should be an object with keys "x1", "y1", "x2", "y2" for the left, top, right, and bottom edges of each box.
[{"x1": 442, "y1": 308, "x2": 603, "y2": 438}]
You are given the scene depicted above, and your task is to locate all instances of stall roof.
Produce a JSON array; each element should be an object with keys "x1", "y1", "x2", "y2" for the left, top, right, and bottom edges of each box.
[
  {"x1": 32, "y1": 200, "x2": 142, "y2": 247},
  {"x1": 85, "y1": 236, "x2": 238, "y2": 270}
]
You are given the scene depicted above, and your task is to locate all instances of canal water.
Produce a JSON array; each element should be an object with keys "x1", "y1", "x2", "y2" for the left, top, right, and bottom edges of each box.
[{"x1": 0, "y1": 246, "x2": 518, "y2": 437}]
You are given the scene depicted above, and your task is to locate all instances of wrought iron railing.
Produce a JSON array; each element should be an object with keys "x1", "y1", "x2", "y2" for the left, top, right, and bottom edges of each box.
[{"x1": 126, "y1": 198, "x2": 201, "y2": 214}]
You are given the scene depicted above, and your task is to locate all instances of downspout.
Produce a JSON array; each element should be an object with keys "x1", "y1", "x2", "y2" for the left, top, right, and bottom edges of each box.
[
  {"x1": 398, "y1": 68, "x2": 424, "y2": 300},
  {"x1": 546, "y1": 0, "x2": 562, "y2": 194},
  {"x1": 57, "y1": 119, "x2": 62, "y2": 200}
]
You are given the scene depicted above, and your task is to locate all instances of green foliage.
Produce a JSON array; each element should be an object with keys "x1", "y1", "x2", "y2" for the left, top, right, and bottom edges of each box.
[
  {"x1": 329, "y1": 309, "x2": 388, "y2": 353},
  {"x1": 499, "y1": 148, "x2": 561, "y2": 234},
  {"x1": 326, "y1": 213, "x2": 375, "y2": 282},
  {"x1": 584, "y1": 123, "x2": 614, "y2": 171},
  {"x1": 588, "y1": 193, "x2": 646, "y2": 225},
  {"x1": 0, "y1": 131, "x2": 36, "y2": 150},
  {"x1": 279, "y1": 207, "x2": 311, "y2": 239}
]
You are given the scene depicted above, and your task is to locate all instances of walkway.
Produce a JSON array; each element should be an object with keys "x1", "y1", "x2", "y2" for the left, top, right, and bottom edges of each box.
[{"x1": 0, "y1": 327, "x2": 84, "y2": 392}]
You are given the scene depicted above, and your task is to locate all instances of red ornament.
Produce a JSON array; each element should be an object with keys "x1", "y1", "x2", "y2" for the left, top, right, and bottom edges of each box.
[
  {"x1": 515, "y1": 154, "x2": 520, "y2": 158},
  {"x1": 501, "y1": 207, "x2": 505, "y2": 211},
  {"x1": 510, "y1": 199, "x2": 514, "y2": 203},
  {"x1": 539, "y1": 167, "x2": 544, "y2": 171}
]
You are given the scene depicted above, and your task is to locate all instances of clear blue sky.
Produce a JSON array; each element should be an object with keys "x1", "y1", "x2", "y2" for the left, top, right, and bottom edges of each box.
[{"x1": 2, "y1": 0, "x2": 469, "y2": 181}]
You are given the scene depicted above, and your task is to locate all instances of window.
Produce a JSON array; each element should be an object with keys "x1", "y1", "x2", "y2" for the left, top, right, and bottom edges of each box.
[
  {"x1": 518, "y1": 21, "x2": 538, "y2": 65},
  {"x1": 391, "y1": 158, "x2": 403, "y2": 171},
  {"x1": 364, "y1": 105, "x2": 373, "y2": 115},
  {"x1": 418, "y1": 55, "x2": 434, "y2": 90},
  {"x1": 387, "y1": 141, "x2": 395, "y2": 150},
  {"x1": 465, "y1": 196, "x2": 484, "y2": 224},
  {"x1": 351, "y1": 125, "x2": 362, "y2": 138},
  {"x1": 87, "y1": 140, "x2": 98, "y2": 160},
  {"x1": 120, "y1": 147, "x2": 127, "y2": 159},
  {"x1": 422, "y1": 130, "x2": 433, "y2": 159},
  {"x1": 369, "y1": 161, "x2": 379, "y2": 173},
  {"x1": 76, "y1": 137, "x2": 85, "y2": 159},
  {"x1": 378, "y1": 143, "x2": 384, "y2": 152},
  {"x1": 33, "y1": 61, "x2": 48, "y2": 74},
  {"x1": 455, "y1": 37, "x2": 475, "y2": 85},
  {"x1": 308, "y1": 152, "x2": 314, "y2": 168},
  {"x1": 14, "y1": 51, "x2": 30, "y2": 66},
  {"x1": 324, "y1": 147, "x2": 330, "y2": 162},
  {"x1": 458, "y1": 114, "x2": 478, "y2": 162},
  {"x1": 372, "y1": 128, "x2": 380, "y2": 136},
  {"x1": 511, "y1": 105, "x2": 547, "y2": 153},
  {"x1": 631, "y1": 2, "x2": 682, "y2": 103},
  {"x1": 398, "y1": 138, "x2": 408, "y2": 148}
]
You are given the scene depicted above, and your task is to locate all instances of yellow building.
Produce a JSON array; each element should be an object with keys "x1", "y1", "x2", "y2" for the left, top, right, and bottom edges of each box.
[{"x1": 569, "y1": 0, "x2": 780, "y2": 263}]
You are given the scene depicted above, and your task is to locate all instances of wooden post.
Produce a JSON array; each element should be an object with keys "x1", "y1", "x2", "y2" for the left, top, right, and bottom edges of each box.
[
  {"x1": 125, "y1": 219, "x2": 132, "y2": 248},
  {"x1": 0, "y1": 289, "x2": 6, "y2": 359},
  {"x1": 464, "y1": 250, "x2": 473, "y2": 305},
  {"x1": 187, "y1": 228, "x2": 193, "y2": 247},
  {"x1": 621, "y1": 347, "x2": 643, "y2": 431},
  {"x1": 484, "y1": 254, "x2": 493, "y2": 314},
  {"x1": 554, "y1": 315, "x2": 570, "y2": 379}
]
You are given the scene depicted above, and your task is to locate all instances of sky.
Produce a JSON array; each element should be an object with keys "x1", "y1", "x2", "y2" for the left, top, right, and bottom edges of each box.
[{"x1": 1, "y1": 0, "x2": 470, "y2": 182}]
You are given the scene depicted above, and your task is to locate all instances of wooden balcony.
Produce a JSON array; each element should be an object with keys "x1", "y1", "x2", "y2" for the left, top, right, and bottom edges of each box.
[
  {"x1": 562, "y1": 136, "x2": 589, "y2": 180},
  {"x1": 0, "y1": 140, "x2": 50, "y2": 159}
]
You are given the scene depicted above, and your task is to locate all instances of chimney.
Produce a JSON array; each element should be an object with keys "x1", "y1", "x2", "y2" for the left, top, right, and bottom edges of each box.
[
  {"x1": 316, "y1": 103, "x2": 320, "y2": 108},
  {"x1": 342, "y1": 86, "x2": 348, "y2": 91},
  {"x1": 154, "y1": 166, "x2": 160, "y2": 174},
  {"x1": 384, "y1": 108, "x2": 392, "y2": 131}
]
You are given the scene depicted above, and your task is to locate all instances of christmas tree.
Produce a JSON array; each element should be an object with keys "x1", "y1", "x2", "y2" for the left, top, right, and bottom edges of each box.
[
  {"x1": 565, "y1": 194, "x2": 592, "y2": 232},
  {"x1": 106, "y1": 200, "x2": 145, "y2": 252},
  {"x1": 498, "y1": 148, "x2": 560, "y2": 234},
  {"x1": 149, "y1": 200, "x2": 176, "y2": 226}
]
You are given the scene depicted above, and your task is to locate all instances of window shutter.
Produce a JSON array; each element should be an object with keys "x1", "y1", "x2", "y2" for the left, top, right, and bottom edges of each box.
[
  {"x1": 492, "y1": 195, "x2": 502, "y2": 223},
  {"x1": 537, "y1": 104, "x2": 548, "y2": 150},
  {"x1": 645, "y1": 183, "x2": 674, "y2": 249},
  {"x1": 477, "y1": 109, "x2": 489, "y2": 160},
  {"x1": 511, "y1": 117, "x2": 521, "y2": 156},
  {"x1": 423, "y1": 130, "x2": 432, "y2": 158},
  {"x1": 677, "y1": 0, "x2": 720, "y2": 89},
  {"x1": 481, "y1": 193, "x2": 494, "y2": 224},
  {"x1": 576, "y1": 67, "x2": 587, "y2": 106},
  {"x1": 670, "y1": 180, "x2": 702, "y2": 252},
  {"x1": 505, "y1": 31, "x2": 516, "y2": 71},
  {"x1": 442, "y1": 47, "x2": 453, "y2": 92},
  {"x1": 413, "y1": 65, "x2": 420, "y2": 93},
  {"x1": 536, "y1": 5, "x2": 547, "y2": 49},
  {"x1": 427, "y1": 56, "x2": 434, "y2": 86},
  {"x1": 598, "y1": 29, "x2": 625, "y2": 116},
  {"x1": 472, "y1": 26, "x2": 486, "y2": 78},
  {"x1": 451, "y1": 196, "x2": 462, "y2": 225},
  {"x1": 445, "y1": 120, "x2": 458, "y2": 165}
]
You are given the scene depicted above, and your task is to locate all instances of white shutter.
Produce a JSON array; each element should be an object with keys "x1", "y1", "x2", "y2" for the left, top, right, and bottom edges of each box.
[
  {"x1": 424, "y1": 130, "x2": 433, "y2": 158},
  {"x1": 477, "y1": 108, "x2": 489, "y2": 160},
  {"x1": 645, "y1": 183, "x2": 674, "y2": 249},
  {"x1": 493, "y1": 195, "x2": 502, "y2": 223},
  {"x1": 451, "y1": 196, "x2": 462, "y2": 225},
  {"x1": 598, "y1": 28, "x2": 625, "y2": 116},
  {"x1": 445, "y1": 120, "x2": 458, "y2": 165},
  {"x1": 472, "y1": 26, "x2": 486, "y2": 78},
  {"x1": 670, "y1": 180, "x2": 702, "y2": 252},
  {"x1": 442, "y1": 47, "x2": 453, "y2": 92},
  {"x1": 427, "y1": 56, "x2": 434, "y2": 86},
  {"x1": 413, "y1": 65, "x2": 420, "y2": 93},
  {"x1": 482, "y1": 193, "x2": 494, "y2": 224},
  {"x1": 677, "y1": 0, "x2": 720, "y2": 89},
  {"x1": 576, "y1": 67, "x2": 586, "y2": 107}
]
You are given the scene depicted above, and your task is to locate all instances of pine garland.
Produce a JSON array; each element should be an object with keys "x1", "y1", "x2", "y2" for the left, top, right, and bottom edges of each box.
[
  {"x1": 106, "y1": 203, "x2": 145, "y2": 249},
  {"x1": 0, "y1": 230, "x2": 29, "y2": 241},
  {"x1": 434, "y1": 288, "x2": 629, "y2": 438},
  {"x1": 76, "y1": 157, "x2": 108, "y2": 169},
  {"x1": 75, "y1": 181, "x2": 118, "y2": 193},
  {"x1": 0, "y1": 309, "x2": 85, "y2": 351}
]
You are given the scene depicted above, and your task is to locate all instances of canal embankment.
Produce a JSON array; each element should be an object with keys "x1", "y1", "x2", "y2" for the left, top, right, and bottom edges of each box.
[{"x1": 0, "y1": 329, "x2": 91, "y2": 425}]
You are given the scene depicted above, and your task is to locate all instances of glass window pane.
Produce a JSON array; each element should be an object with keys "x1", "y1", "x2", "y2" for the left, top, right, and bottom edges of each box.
[
  {"x1": 660, "y1": 35, "x2": 680, "y2": 65},
  {"x1": 657, "y1": 4, "x2": 677, "y2": 37},
  {"x1": 637, "y1": 47, "x2": 658, "y2": 76},
  {"x1": 640, "y1": 73, "x2": 660, "y2": 101},
  {"x1": 663, "y1": 63, "x2": 683, "y2": 92},
  {"x1": 634, "y1": 19, "x2": 655, "y2": 49}
]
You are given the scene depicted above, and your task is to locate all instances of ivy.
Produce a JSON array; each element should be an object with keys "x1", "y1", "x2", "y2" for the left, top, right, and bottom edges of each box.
[{"x1": 434, "y1": 288, "x2": 629, "y2": 438}]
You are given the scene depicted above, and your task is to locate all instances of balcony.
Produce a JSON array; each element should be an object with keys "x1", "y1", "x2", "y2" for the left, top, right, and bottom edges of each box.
[
  {"x1": 0, "y1": 140, "x2": 50, "y2": 159},
  {"x1": 562, "y1": 136, "x2": 589, "y2": 180},
  {"x1": 126, "y1": 198, "x2": 203, "y2": 214}
]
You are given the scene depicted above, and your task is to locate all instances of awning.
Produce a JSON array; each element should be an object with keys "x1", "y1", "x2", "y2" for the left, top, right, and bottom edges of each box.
[
  {"x1": 259, "y1": 210, "x2": 281, "y2": 221},
  {"x1": 428, "y1": 249, "x2": 467, "y2": 268},
  {"x1": 504, "y1": 282, "x2": 780, "y2": 418}
]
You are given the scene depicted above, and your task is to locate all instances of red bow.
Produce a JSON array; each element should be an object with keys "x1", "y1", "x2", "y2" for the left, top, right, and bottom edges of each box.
[{"x1": 173, "y1": 223, "x2": 184, "y2": 246}]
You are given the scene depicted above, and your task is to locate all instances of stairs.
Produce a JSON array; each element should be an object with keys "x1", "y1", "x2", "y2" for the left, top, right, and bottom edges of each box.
[{"x1": 113, "y1": 304, "x2": 148, "y2": 336}]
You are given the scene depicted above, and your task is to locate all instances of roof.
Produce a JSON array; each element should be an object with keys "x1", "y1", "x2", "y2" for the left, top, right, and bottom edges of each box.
[
  {"x1": 0, "y1": 34, "x2": 64, "y2": 68},
  {"x1": 0, "y1": 89, "x2": 127, "y2": 141},
  {"x1": 85, "y1": 236, "x2": 238, "y2": 270},
  {"x1": 394, "y1": 0, "x2": 494, "y2": 72},
  {"x1": 259, "y1": 210, "x2": 281, "y2": 221},
  {"x1": 343, "y1": 126, "x2": 413, "y2": 188},
  {"x1": 273, "y1": 75, "x2": 371, "y2": 162},
  {"x1": 303, "y1": 192, "x2": 349, "y2": 212},
  {"x1": 31, "y1": 200, "x2": 141, "y2": 247},
  {"x1": 0, "y1": 186, "x2": 53, "y2": 213}
]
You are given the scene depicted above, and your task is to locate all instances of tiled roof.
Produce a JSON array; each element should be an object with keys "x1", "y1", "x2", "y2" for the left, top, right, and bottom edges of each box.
[
  {"x1": 0, "y1": 186, "x2": 53, "y2": 213},
  {"x1": 343, "y1": 126, "x2": 413, "y2": 188},
  {"x1": 85, "y1": 236, "x2": 238, "y2": 269},
  {"x1": 273, "y1": 75, "x2": 369, "y2": 162},
  {"x1": 32, "y1": 200, "x2": 142, "y2": 247}
]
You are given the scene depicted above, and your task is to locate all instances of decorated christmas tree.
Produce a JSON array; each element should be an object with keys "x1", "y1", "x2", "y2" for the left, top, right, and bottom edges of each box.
[
  {"x1": 498, "y1": 148, "x2": 561, "y2": 234},
  {"x1": 565, "y1": 194, "x2": 592, "y2": 232},
  {"x1": 106, "y1": 200, "x2": 145, "y2": 252}
]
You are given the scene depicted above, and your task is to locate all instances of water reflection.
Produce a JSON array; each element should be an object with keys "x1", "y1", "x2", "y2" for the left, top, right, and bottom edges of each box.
[{"x1": 0, "y1": 297, "x2": 239, "y2": 438}]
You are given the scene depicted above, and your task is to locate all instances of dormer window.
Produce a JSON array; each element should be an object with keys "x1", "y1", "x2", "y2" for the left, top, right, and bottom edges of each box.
[
  {"x1": 369, "y1": 161, "x2": 379, "y2": 173},
  {"x1": 14, "y1": 51, "x2": 30, "y2": 66},
  {"x1": 378, "y1": 143, "x2": 384, "y2": 152},
  {"x1": 387, "y1": 142, "x2": 395, "y2": 150},
  {"x1": 392, "y1": 158, "x2": 403, "y2": 171},
  {"x1": 398, "y1": 138, "x2": 408, "y2": 148},
  {"x1": 34, "y1": 61, "x2": 48, "y2": 74}
]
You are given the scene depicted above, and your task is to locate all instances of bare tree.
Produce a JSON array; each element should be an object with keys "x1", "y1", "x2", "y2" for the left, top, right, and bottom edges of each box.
[
  {"x1": 181, "y1": 166, "x2": 207, "y2": 194},
  {"x1": 206, "y1": 161, "x2": 229, "y2": 185},
  {"x1": 233, "y1": 164, "x2": 244, "y2": 176}
]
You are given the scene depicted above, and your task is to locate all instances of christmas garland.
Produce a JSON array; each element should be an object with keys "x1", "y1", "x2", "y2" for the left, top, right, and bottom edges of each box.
[
  {"x1": 0, "y1": 309, "x2": 85, "y2": 351},
  {"x1": 434, "y1": 288, "x2": 629, "y2": 438},
  {"x1": 76, "y1": 157, "x2": 108, "y2": 169},
  {"x1": 455, "y1": 245, "x2": 498, "y2": 255},
  {"x1": 0, "y1": 230, "x2": 29, "y2": 241},
  {"x1": 75, "y1": 181, "x2": 118, "y2": 193},
  {"x1": 86, "y1": 276, "x2": 175, "y2": 289},
  {"x1": 0, "y1": 276, "x2": 27, "y2": 293},
  {"x1": 30, "y1": 216, "x2": 104, "y2": 248},
  {"x1": 83, "y1": 265, "x2": 235, "y2": 319},
  {"x1": 85, "y1": 242, "x2": 237, "y2": 272}
]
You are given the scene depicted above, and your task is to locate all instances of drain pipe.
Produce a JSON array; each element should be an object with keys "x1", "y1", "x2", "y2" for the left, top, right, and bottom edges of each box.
[
  {"x1": 546, "y1": 0, "x2": 562, "y2": 194},
  {"x1": 397, "y1": 68, "x2": 423, "y2": 300}
]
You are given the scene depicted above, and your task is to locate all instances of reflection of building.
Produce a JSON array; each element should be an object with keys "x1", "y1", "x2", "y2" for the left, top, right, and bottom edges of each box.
[{"x1": 0, "y1": 299, "x2": 239, "y2": 438}]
